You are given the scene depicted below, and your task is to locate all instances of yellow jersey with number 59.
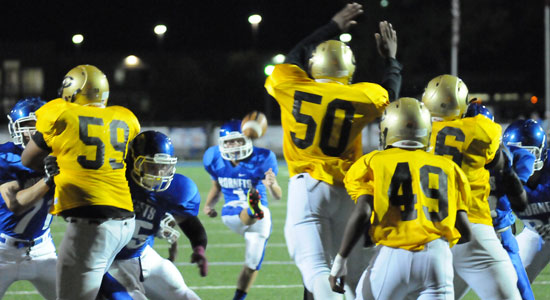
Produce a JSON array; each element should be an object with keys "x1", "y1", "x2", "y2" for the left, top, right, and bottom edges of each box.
[
  {"x1": 265, "y1": 64, "x2": 389, "y2": 185},
  {"x1": 35, "y1": 98, "x2": 141, "y2": 215},
  {"x1": 428, "y1": 115, "x2": 501, "y2": 225},
  {"x1": 344, "y1": 148, "x2": 471, "y2": 250}
]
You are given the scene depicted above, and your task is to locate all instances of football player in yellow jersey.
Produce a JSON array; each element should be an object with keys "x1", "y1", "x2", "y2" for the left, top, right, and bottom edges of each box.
[
  {"x1": 21, "y1": 65, "x2": 140, "y2": 300},
  {"x1": 265, "y1": 3, "x2": 402, "y2": 299},
  {"x1": 422, "y1": 74, "x2": 522, "y2": 300},
  {"x1": 329, "y1": 97, "x2": 472, "y2": 300}
]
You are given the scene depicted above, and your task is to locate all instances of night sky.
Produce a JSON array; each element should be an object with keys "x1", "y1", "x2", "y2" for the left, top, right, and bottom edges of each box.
[{"x1": 0, "y1": 1, "x2": 547, "y2": 121}]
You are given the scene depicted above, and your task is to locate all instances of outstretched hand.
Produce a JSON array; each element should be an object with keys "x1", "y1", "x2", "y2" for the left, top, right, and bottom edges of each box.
[
  {"x1": 332, "y1": 2, "x2": 364, "y2": 32},
  {"x1": 375, "y1": 21, "x2": 397, "y2": 59}
]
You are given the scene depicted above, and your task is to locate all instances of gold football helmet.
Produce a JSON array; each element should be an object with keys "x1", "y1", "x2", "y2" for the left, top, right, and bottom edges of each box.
[
  {"x1": 380, "y1": 97, "x2": 432, "y2": 149},
  {"x1": 421, "y1": 74, "x2": 469, "y2": 121},
  {"x1": 59, "y1": 65, "x2": 109, "y2": 107},
  {"x1": 308, "y1": 40, "x2": 355, "y2": 85}
]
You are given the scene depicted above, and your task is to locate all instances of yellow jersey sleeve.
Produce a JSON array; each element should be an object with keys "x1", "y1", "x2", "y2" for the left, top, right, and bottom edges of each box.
[
  {"x1": 265, "y1": 64, "x2": 389, "y2": 185},
  {"x1": 35, "y1": 98, "x2": 70, "y2": 147},
  {"x1": 344, "y1": 151, "x2": 378, "y2": 202}
]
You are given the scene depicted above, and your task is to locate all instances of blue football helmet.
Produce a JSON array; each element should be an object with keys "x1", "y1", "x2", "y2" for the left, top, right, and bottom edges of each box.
[
  {"x1": 503, "y1": 119, "x2": 547, "y2": 171},
  {"x1": 129, "y1": 131, "x2": 177, "y2": 192},
  {"x1": 7, "y1": 97, "x2": 46, "y2": 148},
  {"x1": 464, "y1": 102, "x2": 494, "y2": 121},
  {"x1": 219, "y1": 119, "x2": 253, "y2": 161}
]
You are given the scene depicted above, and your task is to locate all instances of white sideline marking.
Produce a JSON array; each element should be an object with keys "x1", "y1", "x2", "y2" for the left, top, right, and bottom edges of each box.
[{"x1": 154, "y1": 242, "x2": 287, "y2": 249}]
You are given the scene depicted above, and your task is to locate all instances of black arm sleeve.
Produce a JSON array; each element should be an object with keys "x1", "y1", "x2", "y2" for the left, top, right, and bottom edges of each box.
[
  {"x1": 284, "y1": 21, "x2": 342, "y2": 70},
  {"x1": 381, "y1": 58, "x2": 403, "y2": 102},
  {"x1": 31, "y1": 132, "x2": 52, "y2": 152},
  {"x1": 178, "y1": 215, "x2": 207, "y2": 249}
]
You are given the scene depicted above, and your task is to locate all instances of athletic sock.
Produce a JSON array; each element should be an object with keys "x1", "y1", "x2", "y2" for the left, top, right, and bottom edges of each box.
[{"x1": 233, "y1": 289, "x2": 247, "y2": 300}]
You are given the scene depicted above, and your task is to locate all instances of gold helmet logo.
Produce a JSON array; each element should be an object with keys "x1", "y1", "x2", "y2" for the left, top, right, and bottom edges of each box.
[{"x1": 59, "y1": 65, "x2": 109, "y2": 107}]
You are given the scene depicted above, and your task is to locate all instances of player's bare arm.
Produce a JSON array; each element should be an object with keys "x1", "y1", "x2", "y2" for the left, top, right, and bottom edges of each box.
[
  {"x1": 262, "y1": 168, "x2": 282, "y2": 200},
  {"x1": 21, "y1": 134, "x2": 50, "y2": 171},
  {"x1": 329, "y1": 194, "x2": 373, "y2": 294},
  {"x1": 204, "y1": 180, "x2": 222, "y2": 217},
  {"x1": 0, "y1": 180, "x2": 50, "y2": 215},
  {"x1": 375, "y1": 21, "x2": 397, "y2": 59},
  {"x1": 331, "y1": 2, "x2": 363, "y2": 32}
]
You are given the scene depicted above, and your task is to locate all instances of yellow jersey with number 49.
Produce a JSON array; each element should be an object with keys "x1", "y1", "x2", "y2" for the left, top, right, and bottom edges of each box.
[
  {"x1": 344, "y1": 148, "x2": 471, "y2": 250},
  {"x1": 265, "y1": 64, "x2": 389, "y2": 185},
  {"x1": 35, "y1": 98, "x2": 141, "y2": 215},
  {"x1": 428, "y1": 115, "x2": 501, "y2": 225}
]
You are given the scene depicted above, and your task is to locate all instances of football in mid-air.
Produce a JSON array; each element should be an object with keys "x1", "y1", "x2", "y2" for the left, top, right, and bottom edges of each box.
[{"x1": 241, "y1": 111, "x2": 268, "y2": 139}]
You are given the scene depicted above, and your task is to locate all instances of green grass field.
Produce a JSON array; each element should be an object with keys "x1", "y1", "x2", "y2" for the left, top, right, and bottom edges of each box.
[{"x1": 5, "y1": 162, "x2": 550, "y2": 299}]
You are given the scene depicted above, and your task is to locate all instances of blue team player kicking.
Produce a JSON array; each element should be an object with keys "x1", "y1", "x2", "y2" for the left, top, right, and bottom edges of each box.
[
  {"x1": 99, "y1": 130, "x2": 208, "y2": 300},
  {"x1": 0, "y1": 98, "x2": 59, "y2": 299},
  {"x1": 203, "y1": 119, "x2": 282, "y2": 300}
]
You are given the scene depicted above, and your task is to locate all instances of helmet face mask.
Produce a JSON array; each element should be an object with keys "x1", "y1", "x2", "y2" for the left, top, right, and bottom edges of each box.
[
  {"x1": 156, "y1": 213, "x2": 180, "y2": 244},
  {"x1": 129, "y1": 131, "x2": 178, "y2": 192},
  {"x1": 308, "y1": 40, "x2": 356, "y2": 85},
  {"x1": 503, "y1": 119, "x2": 548, "y2": 171},
  {"x1": 219, "y1": 120, "x2": 253, "y2": 161},
  {"x1": 59, "y1": 65, "x2": 109, "y2": 107},
  {"x1": 7, "y1": 97, "x2": 46, "y2": 148},
  {"x1": 380, "y1": 97, "x2": 432, "y2": 150},
  {"x1": 421, "y1": 74, "x2": 469, "y2": 121}
]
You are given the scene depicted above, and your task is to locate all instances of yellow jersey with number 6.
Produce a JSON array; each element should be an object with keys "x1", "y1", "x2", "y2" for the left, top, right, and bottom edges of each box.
[
  {"x1": 428, "y1": 115, "x2": 501, "y2": 225},
  {"x1": 344, "y1": 148, "x2": 471, "y2": 250},
  {"x1": 265, "y1": 63, "x2": 389, "y2": 185},
  {"x1": 35, "y1": 98, "x2": 141, "y2": 215}
]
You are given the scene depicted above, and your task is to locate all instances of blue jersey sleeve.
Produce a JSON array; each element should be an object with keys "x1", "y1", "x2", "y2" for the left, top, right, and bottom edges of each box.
[
  {"x1": 160, "y1": 174, "x2": 201, "y2": 217},
  {"x1": 203, "y1": 146, "x2": 219, "y2": 181}
]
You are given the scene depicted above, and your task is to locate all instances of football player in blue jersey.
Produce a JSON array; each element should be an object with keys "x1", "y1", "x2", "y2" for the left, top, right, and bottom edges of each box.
[
  {"x1": 203, "y1": 119, "x2": 282, "y2": 300},
  {"x1": 99, "y1": 130, "x2": 207, "y2": 300},
  {"x1": 503, "y1": 119, "x2": 550, "y2": 285},
  {"x1": 0, "y1": 97, "x2": 58, "y2": 299},
  {"x1": 465, "y1": 103, "x2": 533, "y2": 300}
]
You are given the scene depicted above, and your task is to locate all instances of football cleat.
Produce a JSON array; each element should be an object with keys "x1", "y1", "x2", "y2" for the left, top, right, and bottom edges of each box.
[
  {"x1": 157, "y1": 213, "x2": 180, "y2": 244},
  {"x1": 219, "y1": 119, "x2": 253, "y2": 161},
  {"x1": 7, "y1": 97, "x2": 46, "y2": 148},
  {"x1": 247, "y1": 187, "x2": 264, "y2": 220}
]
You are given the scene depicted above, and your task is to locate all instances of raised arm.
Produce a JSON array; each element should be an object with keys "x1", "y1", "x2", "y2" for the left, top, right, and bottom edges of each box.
[
  {"x1": 376, "y1": 21, "x2": 402, "y2": 102},
  {"x1": 284, "y1": 2, "x2": 363, "y2": 69}
]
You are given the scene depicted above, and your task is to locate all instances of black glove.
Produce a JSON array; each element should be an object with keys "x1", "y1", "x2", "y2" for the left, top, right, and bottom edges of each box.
[{"x1": 43, "y1": 156, "x2": 59, "y2": 187}]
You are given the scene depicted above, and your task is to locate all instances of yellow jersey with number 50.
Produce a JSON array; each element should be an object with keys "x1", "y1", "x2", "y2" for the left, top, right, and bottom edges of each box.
[
  {"x1": 265, "y1": 64, "x2": 389, "y2": 185},
  {"x1": 35, "y1": 98, "x2": 141, "y2": 215},
  {"x1": 428, "y1": 115, "x2": 501, "y2": 225},
  {"x1": 344, "y1": 148, "x2": 471, "y2": 250}
]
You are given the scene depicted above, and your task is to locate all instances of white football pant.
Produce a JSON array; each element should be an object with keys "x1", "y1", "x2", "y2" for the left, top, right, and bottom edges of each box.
[
  {"x1": 452, "y1": 223, "x2": 521, "y2": 300},
  {"x1": 221, "y1": 200, "x2": 271, "y2": 270},
  {"x1": 0, "y1": 230, "x2": 56, "y2": 299},
  {"x1": 516, "y1": 225, "x2": 550, "y2": 282},
  {"x1": 285, "y1": 173, "x2": 370, "y2": 300},
  {"x1": 56, "y1": 217, "x2": 135, "y2": 300},
  {"x1": 357, "y1": 239, "x2": 454, "y2": 300}
]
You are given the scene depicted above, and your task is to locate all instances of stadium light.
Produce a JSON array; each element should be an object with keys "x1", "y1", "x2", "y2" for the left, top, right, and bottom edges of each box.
[
  {"x1": 248, "y1": 14, "x2": 262, "y2": 25},
  {"x1": 339, "y1": 33, "x2": 352, "y2": 43},
  {"x1": 272, "y1": 54, "x2": 285, "y2": 64},
  {"x1": 264, "y1": 64, "x2": 275, "y2": 76},
  {"x1": 124, "y1": 55, "x2": 141, "y2": 68},
  {"x1": 154, "y1": 24, "x2": 167, "y2": 36},
  {"x1": 72, "y1": 34, "x2": 84, "y2": 45}
]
